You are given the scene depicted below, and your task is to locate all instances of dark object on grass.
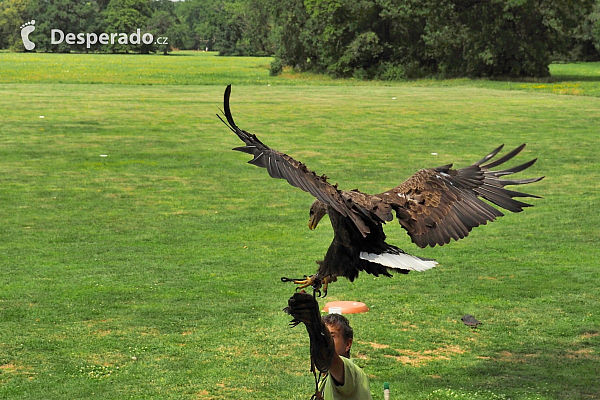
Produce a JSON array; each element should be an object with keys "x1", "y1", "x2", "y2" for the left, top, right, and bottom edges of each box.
[
  {"x1": 462, "y1": 314, "x2": 482, "y2": 327},
  {"x1": 219, "y1": 85, "x2": 544, "y2": 296}
]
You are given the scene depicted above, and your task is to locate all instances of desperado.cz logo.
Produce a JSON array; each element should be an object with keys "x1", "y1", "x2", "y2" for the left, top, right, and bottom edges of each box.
[
  {"x1": 20, "y1": 20, "x2": 36, "y2": 50},
  {"x1": 51, "y1": 29, "x2": 168, "y2": 48},
  {"x1": 20, "y1": 20, "x2": 168, "y2": 50}
]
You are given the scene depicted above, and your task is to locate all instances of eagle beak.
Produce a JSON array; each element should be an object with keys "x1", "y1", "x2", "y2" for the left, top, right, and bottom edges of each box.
[
  {"x1": 308, "y1": 200, "x2": 327, "y2": 231},
  {"x1": 308, "y1": 216, "x2": 318, "y2": 230}
]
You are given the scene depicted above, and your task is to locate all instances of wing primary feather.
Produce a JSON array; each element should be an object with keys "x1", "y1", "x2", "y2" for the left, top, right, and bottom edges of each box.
[
  {"x1": 481, "y1": 144, "x2": 526, "y2": 169},
  {"x1": 232, "y1": 145, "x2": 258, "y2": 155},
  {"x1": 475, "y1": 186, "x2": 525, "y2": 212},
  {"x1": 220, "y1": 85, "x2": 269, "y2": 150},
  {"x1": 217, "y1": 113, "x2": 237, "y2": 134},
  {"x1": 487, "y1": 158, "x2": 538, "y2": 177},
  {"x1": 474, "y1": 144, "x2": 504, "y2": 166},
  {"x1": 484, "y1": 185, "x2": 542, "y2": 199},
  {"x1": 463, "y1": 195, "x2": 503, "y2": 221},
  {"x1": 478, "y1": 188, "x2": 534, "y2": 211},
  {"x1": 223, "y1": 85, "x2": 239, "y2": 133},
  {"x1": 491, "y1": 176, "x2": 544, "y2": 186},
  {"x1": 248, "y1": 152, "x2": 266, "y2": 168}
]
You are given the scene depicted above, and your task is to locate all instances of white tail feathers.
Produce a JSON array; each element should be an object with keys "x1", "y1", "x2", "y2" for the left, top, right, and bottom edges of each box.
[{"x1": 360, "y1": 251, "x2": 438, "y2": 272}]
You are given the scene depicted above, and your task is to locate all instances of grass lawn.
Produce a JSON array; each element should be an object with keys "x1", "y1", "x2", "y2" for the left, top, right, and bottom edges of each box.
[
  {"x1": 0, "y1": 52, "x2": 599, "y2": 400},
  {"x1": 2, "y1": 51, "x2": 600, "y2": 96}
]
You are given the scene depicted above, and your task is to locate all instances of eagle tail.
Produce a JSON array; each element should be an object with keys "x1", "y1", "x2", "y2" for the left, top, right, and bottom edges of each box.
[{"x1": 359, "y1": 250, "x2": 438, "y2": 272}]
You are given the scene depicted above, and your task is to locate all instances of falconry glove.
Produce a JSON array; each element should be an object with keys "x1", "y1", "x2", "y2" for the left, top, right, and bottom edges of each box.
[{"x1": 284, "y1": 292, "x2": 334, "y2": 374}]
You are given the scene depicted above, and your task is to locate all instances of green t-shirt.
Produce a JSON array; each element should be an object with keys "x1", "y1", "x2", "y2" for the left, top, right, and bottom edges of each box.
[{"x1": 319, "y1": 356, "x2": 372, "y2": 400}]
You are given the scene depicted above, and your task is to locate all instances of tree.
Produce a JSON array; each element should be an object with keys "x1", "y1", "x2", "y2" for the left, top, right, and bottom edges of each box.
[
  {"x1": 0, "y1": 0, "x2": 32, "y2": 50},
  {"x1": 590, "y1": 0, "x2": 600, "y2": 53},
  {"x1": 175, "y1": 0, "x2": 228, "y2": 50},
  {"x1": 218, "y1": 0, "x2": 274, "y2": 55},
  {"x1": 175, "y1": 0, "x2": 275, "y2": 54},
  {"x1": 268, "y1": 0, "x2": 311, "y2": 71},
  {"x1": 26, "y1": 0, "x2": 100, "y2": 52},
  {"x1": 102, "y1": 0, "x2": 153, "y2": 53},
  {"x1": 147, "y1": 6, "x2": 186, "y2": 54},
  {"x1": 272, "y1": 0, "x2": 597, "y2": 79}
]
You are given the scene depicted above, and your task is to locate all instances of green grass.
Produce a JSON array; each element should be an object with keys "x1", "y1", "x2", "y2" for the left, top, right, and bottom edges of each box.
[
  {"x1": 0, "y1": 53, "x2": 599, "y2": 399},
  {"x1": 0, "y1": 51, "x2": 274, "y2": 85},
  {"x1": 2, "y1": 51, "x2": 600, "y2": 97}
]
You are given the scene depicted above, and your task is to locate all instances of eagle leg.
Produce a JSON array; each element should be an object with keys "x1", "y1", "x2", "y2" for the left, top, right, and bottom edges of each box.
[
  {"x1": 281, "y1": 274, "x2": 320, "y2": 290},
  {"x1": 321, "y1": 275, "x2": 337, "y2": 298},
  {"x1": 281, "y1": 274, "x2": 336, "y2": 297}
]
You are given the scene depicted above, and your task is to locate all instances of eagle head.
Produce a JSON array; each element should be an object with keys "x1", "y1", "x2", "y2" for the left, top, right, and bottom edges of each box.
[{"x1": 309, "y1": 200, "x2": 328, "y2": 230}]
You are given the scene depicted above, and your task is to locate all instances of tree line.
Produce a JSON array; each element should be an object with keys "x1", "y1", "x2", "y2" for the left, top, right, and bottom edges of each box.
[
  {"x1": 2, "y1": 0, "x2": 600, "y2": 78},
  {"x1": 0, "y1": 0, "x2": 186, "y2": 54}
]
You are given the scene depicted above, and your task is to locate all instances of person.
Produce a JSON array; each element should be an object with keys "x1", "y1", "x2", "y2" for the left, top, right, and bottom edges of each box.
[{"x1": 285, "y1": 292, "x2": 372, "y2": 400}]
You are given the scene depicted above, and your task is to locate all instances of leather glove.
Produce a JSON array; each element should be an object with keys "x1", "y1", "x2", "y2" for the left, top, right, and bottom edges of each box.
[{"x1": 284, "y1": 292, "x2": 334, "y2": 373}]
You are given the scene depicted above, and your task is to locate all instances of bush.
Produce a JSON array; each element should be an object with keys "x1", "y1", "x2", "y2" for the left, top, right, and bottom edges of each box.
[
  {"x1": 269, "y1": 57, "x2": 283, "y2": 76},
  {"x1": 376, "y1": 62, "x2": 406, "y2": 81}
]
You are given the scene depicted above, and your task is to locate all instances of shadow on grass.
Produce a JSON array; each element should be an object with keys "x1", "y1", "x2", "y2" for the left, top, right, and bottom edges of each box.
[
  {"x1": 550, "y1": 74, "x2": 600, "y2": 82},
  {"x1": 430, "y1": 347, "x2": 600, "y2": 399},
  {"x1": 485, "y1": 74, "x2": 600, "y2": 83}
]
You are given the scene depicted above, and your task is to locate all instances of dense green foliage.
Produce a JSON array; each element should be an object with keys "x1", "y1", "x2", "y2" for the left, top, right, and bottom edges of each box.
[
  {"x1": 2, "y1": 0, "x2": 600, "y2": 76},
  {"x1": 0, "y1": 0, "x2": 185, "y2": 53},
  {"x1": 272, "y1": 0, "x2": 600, "y2": 78},
  {"x1": 0, "y1": 54, "x2": 599, "y2": 399}
]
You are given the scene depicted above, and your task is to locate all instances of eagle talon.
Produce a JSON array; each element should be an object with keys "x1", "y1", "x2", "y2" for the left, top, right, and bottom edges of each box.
[
  {"x1": 282, "y1": 274, "x2": 323, "y2": 294},
  {"x1": 282, "y1": 274, "x2": 336, "y2": 297}
]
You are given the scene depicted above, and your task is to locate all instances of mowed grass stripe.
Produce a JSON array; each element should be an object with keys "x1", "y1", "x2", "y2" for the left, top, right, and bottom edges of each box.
[{"x1": 2, "y1": 51, "x2": 600, "y2": 97}]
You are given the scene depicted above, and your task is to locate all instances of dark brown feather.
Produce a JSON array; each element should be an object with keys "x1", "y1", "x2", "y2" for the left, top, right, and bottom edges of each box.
[{"x1": 376, "y1": 145, "x2": 543, "y2": 248}]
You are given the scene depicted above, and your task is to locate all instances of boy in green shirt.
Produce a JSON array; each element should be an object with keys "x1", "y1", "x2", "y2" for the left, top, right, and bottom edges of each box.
[{"x1": 285, "y1": 293, "x2": 372, "y2": 400}]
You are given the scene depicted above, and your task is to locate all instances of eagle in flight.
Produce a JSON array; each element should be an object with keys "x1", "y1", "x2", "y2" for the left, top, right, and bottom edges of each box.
[{"x1": 219, "y1": 85, "x2": 543, "y2": 296}]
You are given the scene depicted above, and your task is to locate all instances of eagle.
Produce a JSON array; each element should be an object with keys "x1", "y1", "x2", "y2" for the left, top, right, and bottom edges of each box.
[{"x1": 219, "y1": 85, "x2": 543, "y2": 296}]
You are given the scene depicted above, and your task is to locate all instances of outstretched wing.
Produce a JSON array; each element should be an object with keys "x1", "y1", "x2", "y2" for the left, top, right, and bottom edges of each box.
[
  {"x1": 218, "y1": 85, "x2": 371, "y2": 235},
  {"x1": 376, "y1": 144, "x2": 544, "y2": 248}
]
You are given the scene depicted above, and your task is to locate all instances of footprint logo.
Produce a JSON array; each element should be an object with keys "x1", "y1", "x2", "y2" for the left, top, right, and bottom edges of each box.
[{"x1": 20, "y1": 20, "x2": 36, "y2": 51}]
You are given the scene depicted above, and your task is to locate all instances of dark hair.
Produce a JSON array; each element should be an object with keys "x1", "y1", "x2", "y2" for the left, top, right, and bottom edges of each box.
[{"x1": 323, "y1": 313, "x2": 353, "y2": 341}]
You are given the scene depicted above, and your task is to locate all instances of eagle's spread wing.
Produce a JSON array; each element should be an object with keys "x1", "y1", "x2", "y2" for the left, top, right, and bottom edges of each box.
[
  {"x1": 219, "y1": 85, "x2": 371, "y2": 236},
  {"x1": 376, "y1": 145, "x2": 544, "y2": 248}
]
